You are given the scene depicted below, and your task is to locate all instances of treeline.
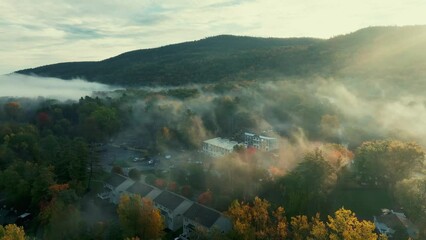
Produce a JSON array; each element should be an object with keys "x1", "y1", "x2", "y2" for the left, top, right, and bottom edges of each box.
[
  {"x1": 0, "y1": 196, "x2": 387, "y2": 240},
  {"x1": 0, "y1": 96, "x2": 123, "y2": 239},
  {"x1": 17, "y1": 26, "x2": 426, "y2": 86},
  {"x1": 0, "y1": 77, "x2": 425, "y2": 239}
]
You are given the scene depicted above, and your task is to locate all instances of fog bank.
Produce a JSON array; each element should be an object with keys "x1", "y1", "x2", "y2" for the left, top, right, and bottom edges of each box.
[{"x1": 0, "y1": 74, "x2": 117, "y2": 100}]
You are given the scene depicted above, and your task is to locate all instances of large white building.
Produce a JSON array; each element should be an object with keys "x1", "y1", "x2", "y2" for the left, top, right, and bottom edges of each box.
[
  {"x1": 202, "y1": 137, "x2": 239, "y2": 157},
  {"x1": 244, "y1": 132, "x2": 279, "y2": 151}
]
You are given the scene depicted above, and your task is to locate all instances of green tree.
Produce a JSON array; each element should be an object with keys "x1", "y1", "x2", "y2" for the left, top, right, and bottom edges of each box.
[
  {"x1": 354, "y1": 140, "x2": 424, "y2": 186},
  {"x1": 31, "y1": 166, "x2": 56, "y2": 208},
  {"x1": 40, "y1": 185, "x2": 81, "y2": 240},
  {"x1": 274, "y1": 149, "x2": 337, "y2": 216},
  {"x1": 394, "y1": 177, "x2": 426, "y2": 229},
  {"x1": 128, "y1": 169, "x2": 141, "y2": 181}
]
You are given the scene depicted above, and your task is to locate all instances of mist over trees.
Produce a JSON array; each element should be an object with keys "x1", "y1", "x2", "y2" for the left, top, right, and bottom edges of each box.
[{"x1": 0, "y1": 25, "x2": 426, "y2": 239}]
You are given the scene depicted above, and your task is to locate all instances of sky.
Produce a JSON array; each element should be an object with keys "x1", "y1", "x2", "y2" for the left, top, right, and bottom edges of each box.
[{"x1": 1, "y1": 0, "x2": 426, "y2": 75}]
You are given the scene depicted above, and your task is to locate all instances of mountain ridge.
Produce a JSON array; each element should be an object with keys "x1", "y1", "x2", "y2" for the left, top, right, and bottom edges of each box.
[{"x1": 16, "y1": 25, "x2": 426, "y2": 86}]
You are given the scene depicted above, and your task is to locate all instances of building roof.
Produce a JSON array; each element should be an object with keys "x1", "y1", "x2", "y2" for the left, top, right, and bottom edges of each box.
[
  {"x1": 153, "y1": 191, "x2": 185, "y2": 211},
  {"x1": 259, "y1": 135, "x2": 276, "y2": 140},
  {"x1": 376, "y1": 213, "x2": 403, "y2": 230},
  {"x1": 127, "y1": 182, "x2": 154, "y2": 197},
  {"x1": 375, "y1": 211, "x2": 419, "y2": 238},
  {"x1": 183, "y1": 203, "x2": 221, "y2": 228},
  {"x1": 203, "y1": 137, "x2": 238, "y2": 150},
  {"x1": 105, "y1": 174, "x2": 127, "y2": 188},
  {"x1": 245, "y1": 132, "x2": 277, "y2": 140}
]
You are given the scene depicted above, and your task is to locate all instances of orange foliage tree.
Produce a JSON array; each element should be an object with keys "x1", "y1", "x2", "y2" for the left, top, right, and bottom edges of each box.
[
  {"x1": 117, "y1": 194, "x2": 164, "y2": 239},
  {"x1": 198, "y1": 190, "x2": 213, "y2": 206}
]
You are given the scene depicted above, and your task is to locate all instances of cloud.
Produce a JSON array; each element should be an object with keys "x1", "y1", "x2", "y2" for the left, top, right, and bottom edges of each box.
[
  {"x1": 1, "y1": 0, "x2": 426, "y2": 74},
  {"x1": 0, "y1": 74, "x2": 118, "y2": 100}
]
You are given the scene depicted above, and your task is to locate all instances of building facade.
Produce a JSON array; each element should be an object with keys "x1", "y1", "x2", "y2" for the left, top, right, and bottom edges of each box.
[
  {"x1": 244, "y1": 132, "x2": 278, "y2": 151},
  {"x1": 153, "y1": 191, "x2": 193, "y2": 231},
  {"x1": 202, "y1": 137, "x2": 239, "y2": 157}
]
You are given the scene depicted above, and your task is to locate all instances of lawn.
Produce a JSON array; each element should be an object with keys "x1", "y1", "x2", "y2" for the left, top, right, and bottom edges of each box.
[{"x1": 329, "y1": 188, "x2": 396, "y2": 220}]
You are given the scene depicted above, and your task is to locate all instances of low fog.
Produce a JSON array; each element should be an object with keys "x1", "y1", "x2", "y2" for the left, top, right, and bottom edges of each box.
[
  {"x1": 0, "y1": 74, "x2": 118, "y2": 100},
  {"x1": 109, "y1": 74, "x2": 426, "y2": 179}
]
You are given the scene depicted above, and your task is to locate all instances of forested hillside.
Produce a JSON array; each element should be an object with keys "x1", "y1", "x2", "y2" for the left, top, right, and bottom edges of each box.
[{"x1": 16, "y1": 26, "x2": 426, "y2": 86}]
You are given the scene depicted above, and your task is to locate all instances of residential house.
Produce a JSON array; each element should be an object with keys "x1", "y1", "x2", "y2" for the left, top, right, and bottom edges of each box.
[
  {"x1": 374, "y1": 210, "x2": 419, "y2": 239},
  {"x1": 181, "y1": 203, "x2": 231, "y2": 239},
  {"x1": 153, "y1": 191, "x2": 193, "y2": 231},
  {"x1": 202, "y1": 137, "x2": 239, "y2": 157},
  {"x1": 127, "y1": 181, "x2": 162, "y2": 200},
  {"x1": 100, "y1": 173, "x2": 134, "y2": 204}
]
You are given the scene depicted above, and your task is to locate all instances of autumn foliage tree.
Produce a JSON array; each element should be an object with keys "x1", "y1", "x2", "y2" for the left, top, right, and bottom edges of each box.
[
  {"x1": 227, "y1": 197, "x2": 288, "y2": 240},
  {"x1": 40, "y1": 184, "x2": 81, "y2": 240},
  {"x1": 0, "y1": 224, "x2": 26, "y2": 240},
  {"x1": 117, "y1": 194, "x2": 164, "y2": 239},
  {"x1": 327, "y1": 208, "x2": 386, "y2": 240},
  {"x1": 3, "y1": 102, "x2": 21, "y2": 121},
  {"x1": 227, "y1": 198, "x2": 387, "y2": 240},
  {"x1": 198, "y1": 190, "x2": 213, "y2": 206}
]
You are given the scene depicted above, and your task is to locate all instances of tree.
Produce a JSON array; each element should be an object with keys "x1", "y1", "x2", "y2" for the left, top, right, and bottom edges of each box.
[
  {"x1": 308, "y1": 214, "x2": 328, "y2": 240},
  {"x1": 112, "y1": 166, "x2": 124, "y2": 175},
  {"x1": 80, "y1": 106, "x2": 120, "y2": 142},
  {"x1": 320, "y1": 144, "x2": 354, "y2": 171},
  {"x1": 128, "y1": 168, "x2": 141, "y2": 181},
  {"x1": 327, "y1": 208, "x2": 382, "y2": 240},
  {"x1": 0, "y1": 224, "x2": 26, "y2": 240},
  {"x1": 117, "y1": 194, "x2": 164, "y2": 239},
  {"x1": 227, "y1": 197, "x2": 288, "y2": 240},
  {"x1": 354, "y1": 140, "x2": 424, "y2": 186},
  {"x1": 3, "y1": 102, "x2": 21, "y2": 121},
  {"x1": 394, "y1": 178, "x2": 426, "y2": 228},
  {"x1": 181, "y1": 185, "x2": 193, "y2": 198},
  {"x1": 31, "y1": 166, "x2": 56, "y2": 208},
  {"x1": 198, "y1": 190, "x2": 213, "y2": 206},
  {"x1": 40, "y1": 185, "x2": 81, "y2": 240},
  {"x1": 273, "y1": 149, "x2": 337, "y2": 216},
  {"x1": 291, "y1": 215, "x2": 310, "y2": 240}
]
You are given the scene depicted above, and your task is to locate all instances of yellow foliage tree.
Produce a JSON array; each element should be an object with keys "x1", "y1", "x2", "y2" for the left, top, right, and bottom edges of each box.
[
  {"x1": 227, "y1": 197, "x2": 288, "y2": 240},
  {"x1": 327, "y1": 208, "x2": 384, "y2": 240},
  {"x1": 0, "y1": 224, "x2": 26, "y2": 240},
  {"x1": 308, "y1": 213, "x2": 328, "y2": 240},
  {"x1": 291, "y1": 215, "x2": 310, "y2": 240},
  {"x1": 117, "y1": 194, "x2": 164, "y2": 239}
]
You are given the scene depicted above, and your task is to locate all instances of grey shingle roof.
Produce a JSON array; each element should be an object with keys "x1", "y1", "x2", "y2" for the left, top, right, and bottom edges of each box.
[
  {"x1": 105, "y1": 174, "x2": 127, "y2": 188},
  {"x1": 183, "y1": 203, "x2": 220, "y2": 228},
  {"x1": 127, "y1": 182, "x2": 154, "y2": 197},
  {"x1": 153, "y1": 191, "x2": 185, "y2": 211}
]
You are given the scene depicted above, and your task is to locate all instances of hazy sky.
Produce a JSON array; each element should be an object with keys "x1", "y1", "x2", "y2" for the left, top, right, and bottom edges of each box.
[{"x1": 1, "y1": 0, "x2": 426, "y2": 75}]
